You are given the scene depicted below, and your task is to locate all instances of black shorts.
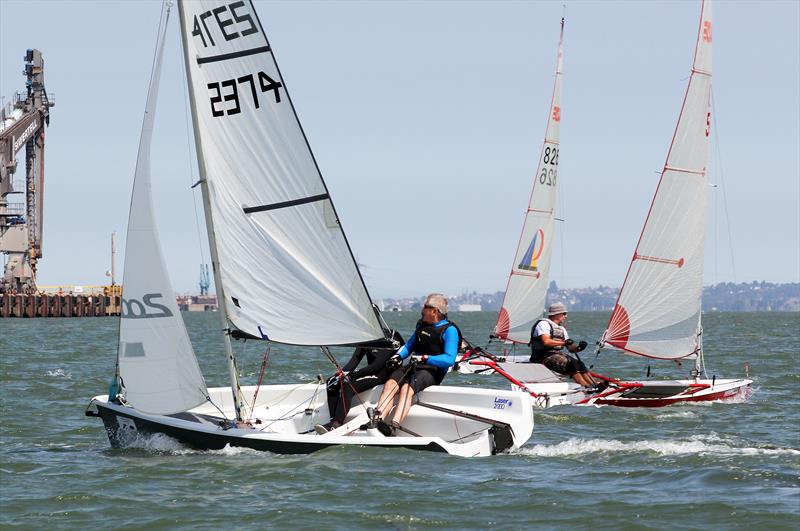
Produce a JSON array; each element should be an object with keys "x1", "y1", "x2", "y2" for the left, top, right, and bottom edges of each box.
[
  {"x1": 388, "y1": 365, "x2": 444, "y2": 394},
  {"x1": 541, "y1": 353, "x2": 587, "y2": 376}
]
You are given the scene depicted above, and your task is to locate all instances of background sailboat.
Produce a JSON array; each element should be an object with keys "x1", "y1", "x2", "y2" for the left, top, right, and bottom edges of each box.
[
  {"x1": 463, "y1": 1, "x2": 751, "y2": 408},
  {"x1": 454, "y1": 18, "x2": 589, "y2": 406},
  {"x1": 88, "y1": 0, "x2": 533, "y2": 456},
  {"x1": 493, "y1": 17, "x2": 564, "y2": 346},
  {"x1": 456, "y1": 17, "x2": 564, "y2": 378},
  {"x1": 582, "y1": 0, "x2": 751, "y2": 406}
]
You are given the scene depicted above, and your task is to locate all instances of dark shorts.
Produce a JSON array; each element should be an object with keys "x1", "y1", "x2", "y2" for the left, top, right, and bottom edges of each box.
[
  {"x1": 541, "y1": 353, "x2": 587, "y2": 376},
  {"x1": 388, "y1": 365, "x2": 444, "y2": 394}
]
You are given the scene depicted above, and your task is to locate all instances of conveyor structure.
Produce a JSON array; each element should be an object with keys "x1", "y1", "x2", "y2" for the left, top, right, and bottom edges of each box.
[{"x1": 0, "y1": 49, "x2": 54, "y2": 293}]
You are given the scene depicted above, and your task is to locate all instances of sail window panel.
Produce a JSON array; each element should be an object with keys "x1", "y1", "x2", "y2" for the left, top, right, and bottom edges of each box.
[{"x1": 122, "y1": 342, "x2": 146, "y2": 358}]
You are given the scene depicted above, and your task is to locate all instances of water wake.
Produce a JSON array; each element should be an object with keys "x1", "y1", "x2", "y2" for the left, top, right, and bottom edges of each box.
[{"x1": 519, "y1": 433, "x2": 800, "y2": 457}]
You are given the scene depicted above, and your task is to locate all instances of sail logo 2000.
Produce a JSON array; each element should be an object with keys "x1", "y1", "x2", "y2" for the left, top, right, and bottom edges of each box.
[{"x1": 121, "y1": 293, "x2": 173, "y2": 319}]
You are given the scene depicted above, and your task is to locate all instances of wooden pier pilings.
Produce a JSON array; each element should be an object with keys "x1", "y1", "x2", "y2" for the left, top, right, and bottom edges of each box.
[{"x1": 0, "y1": 293, "x2": 121, "y2": 318}]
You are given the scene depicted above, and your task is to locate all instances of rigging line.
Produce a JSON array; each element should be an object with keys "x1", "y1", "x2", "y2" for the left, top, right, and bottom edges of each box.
[
  {"x1": 319, "y1": 344, "x2": 376, "y2": 417},
  {"x1": 247, "y1": 343, "x2": 271, "y2": 423},
  {"x1": 711, "y1": 89, "x2": 737, "y2": 283},
  {"x1": 176, "y1": 27, "x2": 207, "y2": 268}
]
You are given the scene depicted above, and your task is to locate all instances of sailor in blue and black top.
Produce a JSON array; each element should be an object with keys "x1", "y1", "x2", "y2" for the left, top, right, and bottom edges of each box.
[{"x1": 372, "y1": 293, "x2": 462, "y2": 436}]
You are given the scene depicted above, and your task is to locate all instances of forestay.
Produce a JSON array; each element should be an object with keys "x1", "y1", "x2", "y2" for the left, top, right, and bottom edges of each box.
[
  {"x1": 604, "y1": 0, "x2": 713, "y2": 360},
  {"x1": 118, "y1": 3, "x2": 208, "y2": 415},
  {"x1": 178, "y1": 0, "x2": 383, "y2": 346},
  {"x1": 495, "y1": 19, "x2": 564, "y2": 344}
]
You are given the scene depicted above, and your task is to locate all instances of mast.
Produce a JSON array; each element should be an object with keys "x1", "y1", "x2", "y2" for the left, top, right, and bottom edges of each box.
[
  {"x1": 110, "y1": 230, "x2": 116, "y2": 286},
  {"x1": 177, "y1": 1, "x2": 244, "y2": 421}
]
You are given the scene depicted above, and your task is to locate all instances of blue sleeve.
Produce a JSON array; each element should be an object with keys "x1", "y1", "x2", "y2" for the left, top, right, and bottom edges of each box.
[
  {"x1": 426, "y1": 326, "x2": 458, "y2": 370},
  {"x1": 398, "y1": 332, "x2": 416, "y2": 359}
]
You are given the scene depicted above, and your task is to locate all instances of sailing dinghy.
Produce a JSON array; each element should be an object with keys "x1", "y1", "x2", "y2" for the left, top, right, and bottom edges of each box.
[
  {"x1": 477, "y1": 0, "x2": 750, "y2": 407},
  {"x1": 462, "y1": 1, "x2": 751, "y2": 408},
  {"x1": 580, "y1": 0, "x2": 751, "y2": 407},
  {"x1": 453, "y1": 17, "x2": 588, "y2": 407},
  {"x1": 86, "y1": 0, "x2": 533, "y2": 456}
]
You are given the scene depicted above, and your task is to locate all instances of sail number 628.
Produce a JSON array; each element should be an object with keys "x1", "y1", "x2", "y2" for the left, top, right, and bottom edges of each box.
[{"x1": 539, "y1": 146, "x2": 559, "y2": 186}]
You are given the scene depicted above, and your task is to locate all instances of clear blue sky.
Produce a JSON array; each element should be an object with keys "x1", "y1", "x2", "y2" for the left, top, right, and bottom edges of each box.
[{"x1": 1, "y1": 0, "x2": 798, "y2": 298}]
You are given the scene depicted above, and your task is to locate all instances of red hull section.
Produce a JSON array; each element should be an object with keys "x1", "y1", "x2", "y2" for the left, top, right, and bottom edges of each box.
[{"x1": 592, "y1": 385, "x2": 747, "y2": 408}]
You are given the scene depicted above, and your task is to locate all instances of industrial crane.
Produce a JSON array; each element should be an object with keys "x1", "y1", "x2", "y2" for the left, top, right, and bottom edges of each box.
[{"x1": 0, "y1": 49, "x2": 54, "y2": 294}]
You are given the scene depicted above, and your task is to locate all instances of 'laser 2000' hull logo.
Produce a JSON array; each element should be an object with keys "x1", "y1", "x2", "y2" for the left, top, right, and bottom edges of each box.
[
  {"x1": 493, "y1": 397, "x2": 513, "y2": 409},
  {"x1": 518, "y1": 229, "x2": 545, "y2": 272}
]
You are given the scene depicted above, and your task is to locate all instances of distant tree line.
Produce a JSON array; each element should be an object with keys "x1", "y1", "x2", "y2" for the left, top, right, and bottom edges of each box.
[{"x1": 382, "y1": 282, "x2": 800, "y2": 312}]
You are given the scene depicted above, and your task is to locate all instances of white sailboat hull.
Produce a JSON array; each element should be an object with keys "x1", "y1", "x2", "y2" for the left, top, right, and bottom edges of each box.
[
  {"x1": 456, "y1": 357, "x2": 752, "y2": 409},
  {"x1": 89, "y1": 383, "x2": 533, "y2": 457}
]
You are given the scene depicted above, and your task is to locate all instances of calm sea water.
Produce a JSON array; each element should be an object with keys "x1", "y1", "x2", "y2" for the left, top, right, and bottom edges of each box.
[{"x1": 1, "y1": 311, "x2": 798, "y2": 529}]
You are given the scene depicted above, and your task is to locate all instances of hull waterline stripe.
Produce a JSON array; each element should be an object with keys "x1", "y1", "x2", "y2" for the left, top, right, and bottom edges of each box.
[
  {"x1": 197, "y1": 45, "x2": 271, "y2": 65},
  {"x1": 243, "y1": 193, "x2": 330, "y2": 214}
]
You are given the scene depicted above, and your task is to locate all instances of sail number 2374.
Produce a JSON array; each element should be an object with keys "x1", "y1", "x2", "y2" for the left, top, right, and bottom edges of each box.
[
  {"x1": 208, "y1": 72, "x2": 282, "y2": 118},
  {"x1": 539, "y1": 146, "x2": 559, "y2": 186}
]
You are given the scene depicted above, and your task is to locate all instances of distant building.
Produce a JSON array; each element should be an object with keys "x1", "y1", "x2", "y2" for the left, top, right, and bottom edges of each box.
[{"x1": 177, "y1": 294, "x2": 218, "y2": 312}]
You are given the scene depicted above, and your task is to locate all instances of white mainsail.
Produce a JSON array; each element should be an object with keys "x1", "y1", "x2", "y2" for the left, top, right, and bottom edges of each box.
[
  {"x1": 604, "y1": 0, "x2": 713, "y2": 360},
  {"x1": 494, "y1": 19, "x2": 564, "y2": 344},
  {"x1": 178, "y1": 0, "x2": 383, "y2": 346},
  {"x1": 118, "y1": 2, "x2": 208, "y2": 415}
]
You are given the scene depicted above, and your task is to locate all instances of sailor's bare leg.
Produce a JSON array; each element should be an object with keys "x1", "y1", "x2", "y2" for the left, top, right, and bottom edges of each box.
[
  {"x1": 375, "y1": 379, "x2": 400, "y2": 419},
  {"x1": 391, "y1": 384, "x2": 415, "y2": 427},
  {"x1": 573, "y1": 372, "x2": 596, "y2": 387}
]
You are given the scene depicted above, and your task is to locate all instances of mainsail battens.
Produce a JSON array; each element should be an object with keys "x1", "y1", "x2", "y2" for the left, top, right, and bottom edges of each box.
[
  {"x1": 196, "y1": 45, "x2": 271, "y2": 65},
  {"x1": 663, "y1": 166, "x2": 706, "y2": 176},
  {"x1": 601, "y1": 0, "x2": 712, "y2": 361},
  {"x1": 494, "y1": 18, "x2": 564, "y2": 343},
  {"x1": 243, "y1": 193, "x2": 330, "y2": 214},
  {"x1": 633, "y1": 253, "x2": 685, "y2": 267},
  {"x1": 511, "y1": 270, "x2": 541, "y2": 278},
  {"x1": 179, "y1": 0, "x2": 384, "y2": 345}
]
